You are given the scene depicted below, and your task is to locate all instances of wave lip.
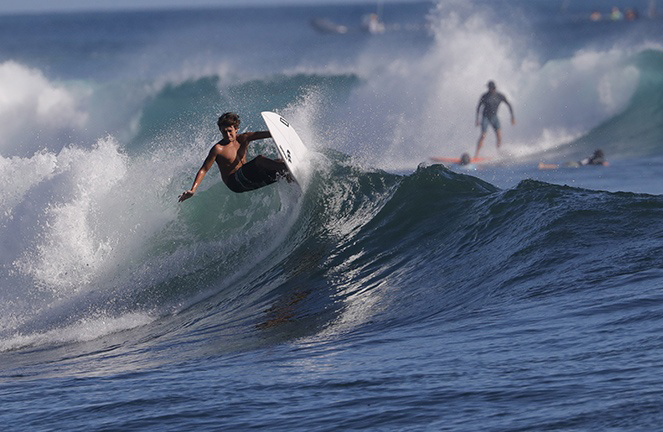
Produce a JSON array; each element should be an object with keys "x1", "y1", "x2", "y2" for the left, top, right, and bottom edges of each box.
[{"x1": 0, "y1": 61, "x2": 89, "y2": 156}]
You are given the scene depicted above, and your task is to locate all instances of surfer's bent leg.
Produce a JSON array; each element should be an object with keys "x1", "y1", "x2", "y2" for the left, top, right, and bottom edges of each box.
[
  {"x1": 225, "y1": 156, "x2": 290, "y2": 193},
  {"x1": 254, "y1": 155, "x2": 289, "y2": 176},
  {"x1": 252, "y1": 155, "x2": 293, "y2": 183}
]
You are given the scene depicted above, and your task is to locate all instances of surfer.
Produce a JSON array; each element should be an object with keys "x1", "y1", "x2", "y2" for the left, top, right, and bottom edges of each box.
[
  {"x1": 565, "y1": 149, "x2": 609, "y2": 167},
  {"x1": 178, "y1": 112, "x2": 290, "y2": 201},
  {"x1": 475, "y1": 80, "x2": 515, "y2": 158},
  {"x1": 537, "y1": 149, "x2": 609, "y2": 170},
  {"x1": 578, "y1": 149, "x2": 608, "y2": 166}
]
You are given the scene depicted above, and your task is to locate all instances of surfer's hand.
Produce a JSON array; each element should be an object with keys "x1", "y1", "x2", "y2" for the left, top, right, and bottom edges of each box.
[{"x1": 178, "y1": 190, "x2": 194, "y2": 202}]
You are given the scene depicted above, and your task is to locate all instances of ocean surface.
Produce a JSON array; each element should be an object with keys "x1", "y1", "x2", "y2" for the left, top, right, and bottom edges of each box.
[{"x1": 1, "y1": 0, "x2": 663, "y2": 430}]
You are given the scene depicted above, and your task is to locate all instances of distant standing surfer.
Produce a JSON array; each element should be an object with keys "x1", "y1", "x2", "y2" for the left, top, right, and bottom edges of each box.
[
  {"x1": 475, "y1": 80, "x2": 515, "y2": 158},
  {"x1": 178, "y1": 112, "x2": 290, "y2": 201}
]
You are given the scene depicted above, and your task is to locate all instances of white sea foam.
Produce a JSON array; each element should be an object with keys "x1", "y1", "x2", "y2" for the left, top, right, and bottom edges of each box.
[
  {"x1": 0, "y1": 61, "x2": 90, "y2": 156},
  {"x1": 0, "y1": 312, "x2": 154, "y2": 352},
  {"x1": 0, "y1": 135, "x2": 179, "y2": 345}
]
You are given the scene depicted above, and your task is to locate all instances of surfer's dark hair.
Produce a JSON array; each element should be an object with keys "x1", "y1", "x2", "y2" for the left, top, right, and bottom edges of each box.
[{"x1": 218, "y1": 112, "x2": 240, "y2": 130}]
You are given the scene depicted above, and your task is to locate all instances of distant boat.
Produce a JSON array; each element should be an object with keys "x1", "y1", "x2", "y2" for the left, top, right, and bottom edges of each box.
[{"x1": 311, "y1": 18, "x2": 348, "y2": 35}]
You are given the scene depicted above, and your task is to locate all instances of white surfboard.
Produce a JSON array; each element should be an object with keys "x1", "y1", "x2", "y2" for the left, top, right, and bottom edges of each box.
[{"x1": 261, "y1": 111, "x2": 309, "y2": 184}]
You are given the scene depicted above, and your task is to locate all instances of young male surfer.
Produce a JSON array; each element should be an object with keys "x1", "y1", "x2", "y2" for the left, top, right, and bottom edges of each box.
[
  {"x1": 178, "y1": 112, "x2": 290, "y2": 202},
  {"x1": 475, "y1": 80, "x2": 515, "y2": 158}
]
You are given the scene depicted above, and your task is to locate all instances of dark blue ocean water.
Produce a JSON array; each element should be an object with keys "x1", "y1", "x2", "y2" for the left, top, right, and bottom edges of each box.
[{"x1": 2, "y1": 1, "x2": 663, "y2": 430}]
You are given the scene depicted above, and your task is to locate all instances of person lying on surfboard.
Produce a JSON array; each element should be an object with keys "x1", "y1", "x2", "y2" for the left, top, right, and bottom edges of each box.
[
  {"x1": 537, "y1": 149, "x2": 609, "y2": 170},
  {"x1": 573, "y1": 149, "x2": 608, "y2": 167},
  {"x1": 178, "y1": 112, "x2": 291, "y2": 201},
  {"x1": 475, "y1": 80, "x2": 515, "y2": 158}
]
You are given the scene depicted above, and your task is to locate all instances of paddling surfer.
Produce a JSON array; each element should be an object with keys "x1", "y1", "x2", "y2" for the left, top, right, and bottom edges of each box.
[
  {"x1": 537, "y1": 149, "x2": 609, "y2": 170},
  {"x1": 178, "y1": 112, "x2": 291, "y2": 201},
  {"x1": 475, "y1": 81, "x2": 515, "y2": 158}
]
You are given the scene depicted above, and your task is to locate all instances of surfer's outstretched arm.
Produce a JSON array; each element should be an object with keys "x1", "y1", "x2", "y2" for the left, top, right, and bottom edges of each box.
[
  {"x1": 178, "y1": 146, "x2": 218, "y2": 202},
  {"x1": 232, "y1": 131, "x2": 272, "y2": 161},
  {"x1": 243, "y1": 130, "x2": 271, "y2": 142}
]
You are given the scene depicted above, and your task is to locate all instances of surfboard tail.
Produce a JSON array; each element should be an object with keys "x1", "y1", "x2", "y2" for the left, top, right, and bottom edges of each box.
[{"x1": 261, "y1": 111, "x2": 310, "y2": 185}]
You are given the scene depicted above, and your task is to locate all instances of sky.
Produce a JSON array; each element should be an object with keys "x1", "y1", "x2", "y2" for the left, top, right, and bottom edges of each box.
[{"x1": 0, "y1": 0, "x2": 415, "y2": 15}]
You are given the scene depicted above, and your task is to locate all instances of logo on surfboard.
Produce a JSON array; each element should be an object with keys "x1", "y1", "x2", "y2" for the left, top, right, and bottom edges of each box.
[
  {"x1": 261, "y1": 111, "x2": 307, "y2": 185},
  {"x1": 278, "y1": 144, "x2": 292, "y2": 163}
]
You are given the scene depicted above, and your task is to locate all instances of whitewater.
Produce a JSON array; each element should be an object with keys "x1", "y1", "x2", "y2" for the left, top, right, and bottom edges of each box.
[{"x1": 2, "y1": 0, "x2": 663, "y2": 430}]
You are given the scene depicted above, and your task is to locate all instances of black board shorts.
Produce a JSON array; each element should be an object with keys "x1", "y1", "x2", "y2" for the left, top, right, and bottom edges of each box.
[{"x1": 225, "y1": 157, "x2": 279, "y2": 193}]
